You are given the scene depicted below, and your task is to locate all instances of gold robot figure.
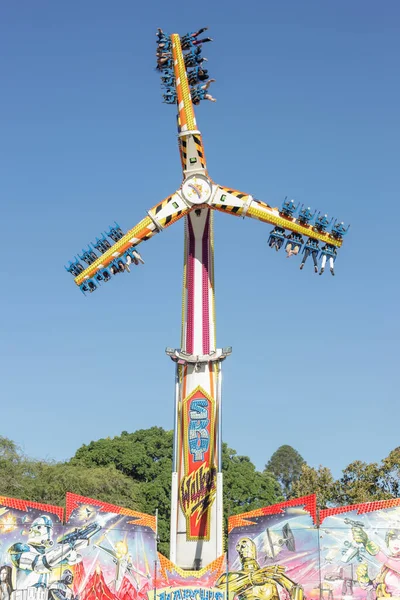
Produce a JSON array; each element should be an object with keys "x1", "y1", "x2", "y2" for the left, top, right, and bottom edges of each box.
[{"x1": 216, "y1": 537, "x2": 304, "y2": 600}]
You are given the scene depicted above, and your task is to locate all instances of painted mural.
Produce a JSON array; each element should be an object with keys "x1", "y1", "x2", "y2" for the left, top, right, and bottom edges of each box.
[
  {"x1": 155, "y1": 554, "x2": 226, "y2": 600},
  {"x1": 228, "y1": 496, "x2": 400, "y2": 600},
  {"x1": 0, "y1": 493, "x2": 226, "y2": 600},
  {"x1": 0, "y1": 493, "x2": 156, "y2": 600},
  {"x1": 3, "y1": 491, "x2": 400, "y2": 600},
  {"x1": 319, "y1": 499, "x2": 400, "y2": 600},
  {"x1": 226, "y1": 496, "x2": 319, "y2": 600}
]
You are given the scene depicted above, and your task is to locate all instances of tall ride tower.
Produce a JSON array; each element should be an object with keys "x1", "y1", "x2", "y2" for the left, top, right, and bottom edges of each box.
[{"x1": 66, "y1": 29, "x2": 348, "y2": 573}]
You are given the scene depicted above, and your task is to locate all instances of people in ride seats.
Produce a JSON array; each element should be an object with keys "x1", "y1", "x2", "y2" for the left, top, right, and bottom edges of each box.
[
  {"x1": 163, "y1": 89, "x2": 177, "y2": 104},
  {"x1": 191, "y1": 80, "x2": 216, "y2": 104},
  {"x1": 181, "y1": 36, "x2": 213, "y2": 49},
  {"x1": 125, "y1": 250, "x2": 144, "y2": 271},
  {"x1": 181, "y1": 27, "x2": 208, "y2": 45},
  {"x1": 285, "y1": 232, "x2": 304, "y2": 257},
  {"x1": 300, "y1": 238, "x2": 320, "y2": 272},
  {"x1": 319, "y1": 243, "x2": 337, "y2": 276},
  {"x1": 156, "y1": 28, "x2": 168, "y2": 43},
  {"x1": 188, "y1": 67, "x2": 210, "y2": 85},
  {"x1": 184, "y1": 49, "x2": 207, "y2": 67},
  {"x1": 268, "y1": 227, "x2": 286, "y2": 251}
]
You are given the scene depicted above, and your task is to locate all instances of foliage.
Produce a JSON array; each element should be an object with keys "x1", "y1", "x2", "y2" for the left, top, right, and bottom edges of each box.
[
  {"x1": 291, "y1": 464, "x2": 338, "y2": 509},
  {"x1": 72, "y1": 427, "x2": 174, "y2": 555},
  {"x1": 4, "y1": 429, "x2": 400, "y2": 558},
  {"x1": 0, "y1": 436, "x2": 140, "y2": 510},
  {"x1": 291, "y1": 448, "x2": 400, "y2": 508},
  {"x1": 0, "y1": 436, "x2": 28, "y2": 497},
  {"x1": 22, "y1": 462, "x2": 140, "y2": 509},
  {"x1": 72, "y1": 428, "x2": 283, "y2": 555},
  {"x1": 337, "y1": 446, "x2": 400, "y2": 504},
  {"x1": 223, "y1": 444, "x2": 283, "y2": 515},
  {"x1": 265, "y1": 445, "x2": 305, "y2": 498}
]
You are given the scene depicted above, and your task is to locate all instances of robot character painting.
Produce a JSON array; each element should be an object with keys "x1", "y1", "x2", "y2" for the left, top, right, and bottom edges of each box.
[
  {"x1": 226, "y1": 497, "x2": 319, "y2": 600},
  {"x1": 8, "y1": 516, "x2": 100, "y2": 591},
  {"x1": 217, "y1": 537, "x2": 303, "y2": 600}
]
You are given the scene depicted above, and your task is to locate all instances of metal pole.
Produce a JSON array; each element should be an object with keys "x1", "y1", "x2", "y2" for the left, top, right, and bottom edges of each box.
[
  {"x1": 225, "y1": 543, "x2": 229, "y2": 600},
  {"x1": 172, "y1": 364, "x2": 180, "y2": 471},
  {"x1": 217, "y1": 362, "x2": 223, "y2": 472},
  {"x1": 154, "y1": 509, "x2": 158, "y2": 600}
]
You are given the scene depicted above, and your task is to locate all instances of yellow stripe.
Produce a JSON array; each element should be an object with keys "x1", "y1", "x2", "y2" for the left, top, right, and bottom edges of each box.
[
  {"x1": 74, "y1": 216, "x2": 153, "y2": 285},
  {"x1": 245, "y1": 204, "x2": 343, "y2": 247},
  {"x1": 171, "y1": 34, "x2": 196, "y2": 131}
]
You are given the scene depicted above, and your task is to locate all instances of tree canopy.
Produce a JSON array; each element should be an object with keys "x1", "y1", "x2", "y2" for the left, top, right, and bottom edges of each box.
[
  {"x1": 2, "y1": 431, "x2": 400, "y2": 559},
  {"x1": 265, "y1": 444, "x2": 305, "y2": 498},
  {"x1": 290, "y1": 447, "x2": 400, "y2": 508},
  {"x1": 0, "y1": 436, "x2": 140, "y2": 509},
  {"x1": 291, "y1": 464, "x2": 338, "y2": 509},
  {"x1": 71, "y1": 428, "x2": 283, "y2": 555}
]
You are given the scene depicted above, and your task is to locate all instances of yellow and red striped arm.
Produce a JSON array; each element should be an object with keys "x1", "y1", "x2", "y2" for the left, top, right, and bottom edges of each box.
[
  {"x1": 74, "y1": 192, "x2": 191, "y2": 286},
  {"x1": 171, "y1": 34, "x2": 196, "y2": 132},
  {"x1": 211, "y1": 185, "x2": 343, "y2": 247},
  {"x1": 170, "y1": 34, "x2": 207, "y2": 174}
]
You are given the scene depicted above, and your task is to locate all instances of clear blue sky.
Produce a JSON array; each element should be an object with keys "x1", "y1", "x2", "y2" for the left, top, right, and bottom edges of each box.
[{"x1": 1, "y1": 1, "x2": 399, "y2": 479}]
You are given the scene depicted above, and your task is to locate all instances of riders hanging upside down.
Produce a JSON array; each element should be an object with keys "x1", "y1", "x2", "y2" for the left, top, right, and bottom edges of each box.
[{"x1": 191, "y1": 80, "x2": 216, "y2": 104}]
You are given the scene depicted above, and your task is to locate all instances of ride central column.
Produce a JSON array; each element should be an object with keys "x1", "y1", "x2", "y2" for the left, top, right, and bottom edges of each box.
[
  {"x1": 166, "y1": 32, "x2": 229, "y2": 570},
  {"x1": 167, "y1": 207, "x2": 228, "y2": 570}
]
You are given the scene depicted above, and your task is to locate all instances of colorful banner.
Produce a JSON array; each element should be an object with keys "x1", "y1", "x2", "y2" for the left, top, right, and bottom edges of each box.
[
  {"x1": 0, "y1": 493, "x2": 157, "y2": 600},
  {"x1": 180, "y1": 386, "x2": 216, "y2": 540},
  {"x1": 228, "y1": 496, "x2": 400, "y2": 600},
  {"x1": 227, "y1": 495, "x2": 320, "y2": 600},
  {"x1": 319, "y1": 499, "x2": 400, "y2": 600},
  {"x1": 0, "y1": 493, "x2": 225, "y2": 600},
  {"x1": 155, "y1": 553, "x2": 226, "y2": 599},
  {"x1": 3, "y1": 490, "x2": 400, "y2": 600}
]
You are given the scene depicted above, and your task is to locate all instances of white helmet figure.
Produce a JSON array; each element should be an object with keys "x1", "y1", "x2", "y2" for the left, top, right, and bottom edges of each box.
[{"x1": 28, "y1": 515, "x2": 54, "y2": 546}]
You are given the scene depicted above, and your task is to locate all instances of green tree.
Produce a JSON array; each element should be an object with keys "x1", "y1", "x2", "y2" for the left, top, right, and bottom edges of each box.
[
  {"x1": 265, "y1": 445, "x2": 305, "y2": 498},
  {"x1": 291, "y1": 464, "x2": 338, "y2": 509},
  {"x1": 72, "y1": 427, "x2": 173, "y2": 555},
  {"x1": 223, "y1": 443, "x2": 282, "y2": 521},
  {"x1": 0, "y1": 436, "x2": 27, "y2": 497},
  {"x1": 0, "y1": 436, "x2": 140, "y2": 511},
  {"x1": 337, "y1": 448, "x2": 400, "y2": 504},
  {"x1": 72, "y1": 428, "x2": 283, "y2": 556},
  {"x1": 22, "y1": 462, "x2": 140, "y2": 509},
  {"x1": 223, "y1": 444, "x2": 282, "y2": 516}
]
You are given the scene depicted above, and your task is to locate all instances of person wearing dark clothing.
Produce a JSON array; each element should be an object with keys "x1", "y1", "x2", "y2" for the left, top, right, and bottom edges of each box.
[{"x1": 300, "y1": 238, "x2": 320, "y2": 272}]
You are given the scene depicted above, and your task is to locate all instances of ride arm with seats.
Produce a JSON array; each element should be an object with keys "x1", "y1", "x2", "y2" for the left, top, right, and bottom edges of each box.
[
  {"x1": 209, "y1": 185, "x2": 343, "y2": 249},
  {"x1": 170, "y1": 33, "x2": 208, "y2": 177},
  {"x1": 73, "y1": 192, "x2": 191, "y2": 287}
]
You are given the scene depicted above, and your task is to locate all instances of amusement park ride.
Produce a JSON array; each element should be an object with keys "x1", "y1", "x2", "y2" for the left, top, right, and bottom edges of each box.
[{"x1": 66, "y1": 29, "x2": 348, "y2": 571}]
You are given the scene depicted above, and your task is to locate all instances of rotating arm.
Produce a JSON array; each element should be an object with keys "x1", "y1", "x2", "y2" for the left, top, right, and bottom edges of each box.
[
  {"x1": 210, "y1": 184, "x2": 343, "y2": 247},
  {"x1": 74, "y1": 191, "x2": 190, "y2": 286},
  {"x1": 170, "y1": 33, "x2": 208, "y2": 177}
]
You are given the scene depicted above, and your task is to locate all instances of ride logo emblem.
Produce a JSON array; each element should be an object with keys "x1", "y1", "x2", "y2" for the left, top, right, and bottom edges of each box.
[{"x1": 180, "y1": 386, "x2": 217, "y2": 540}]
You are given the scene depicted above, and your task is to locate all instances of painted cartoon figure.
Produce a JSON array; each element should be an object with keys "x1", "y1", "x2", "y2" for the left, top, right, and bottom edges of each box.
[
  {"x1": 352, "y1": 526, "x2": 400, "y2": 597},
  {"x1": 216, "y1": 537, "x2": 303, "y2": 600},
  {"x1": 48, "y1": 570, "x2": 77, "y2": 600},
  {"x1": 8, "y1": 516, "x2": 100, "y2": 590},
  {"x1": 0, "y1": 566, "x2": 13, "y2": 600}
]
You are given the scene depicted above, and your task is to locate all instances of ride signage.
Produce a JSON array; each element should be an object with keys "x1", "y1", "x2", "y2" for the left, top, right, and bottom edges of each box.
[{"x1": 180, "y1": 386, "x2": 217, "y2": 540}]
